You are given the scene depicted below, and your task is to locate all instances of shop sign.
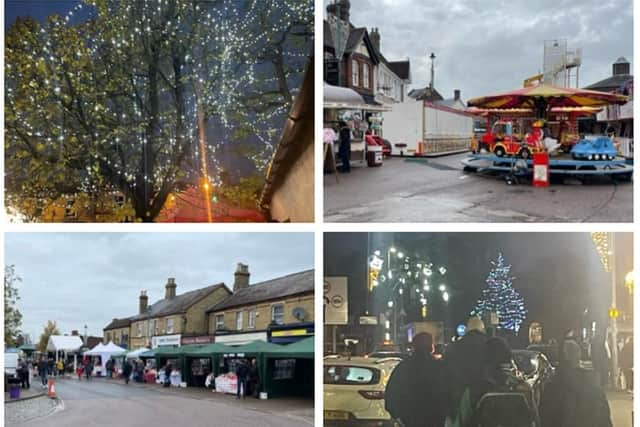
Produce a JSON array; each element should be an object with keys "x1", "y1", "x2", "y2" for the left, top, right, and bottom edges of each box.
[
  {"x1": 181, "y1": 336, "x2": 214, "y2": 345},
  {"x1": 151, "y1": 334, "x2": 181, "y2": 348},
  {"x1": 324, "y1": 277, "x2": 348, "y2": 325},
  {"x1": 271, "y1": 329, "x2": 311, "y2": 338}
]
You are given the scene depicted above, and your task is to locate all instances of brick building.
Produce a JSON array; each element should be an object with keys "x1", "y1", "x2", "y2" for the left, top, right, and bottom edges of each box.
[{"x1": 207, "y1": 265, "x2": 314, "y2": 345}]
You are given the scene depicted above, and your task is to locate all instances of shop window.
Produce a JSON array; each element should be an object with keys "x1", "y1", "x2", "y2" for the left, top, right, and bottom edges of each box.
[
  {"x1": 166, "y1": 317, "x2": 174, "y2": 334},
  {"x1": 271, "y1": 304, "x2": 284, "y2": 325},
  {"x1": 352, "y1": 59, "x2": 359, "y2": 87},
  {"x1": 215, "y1": 314, "x2": 225, "y2": 330},
  {"x1": 248, "y1": 309, "x2": 256, "y2": 329},
  {"x1": 363, "y1": 64, "x2": 369, "y2": 89},
  {"x1": 236, "y1": 311, "x2": 243, "y2": 331},
  {"x1": 273, "y1": 359, "x2": 296, "y2": 380}
]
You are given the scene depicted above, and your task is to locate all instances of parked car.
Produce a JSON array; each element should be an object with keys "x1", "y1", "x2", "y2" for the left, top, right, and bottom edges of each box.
[
  {"x1": 365, "y1": 344, "x2": 406, "y2": 359},
  {"x1": 512, "y1": 350, "x2": 555, "y2": 406},
  {"x1": 570, "y1": 136, "x2": 617, "y2": 161},
  {"x1": 324, "y1": 356, "x2": 401, "y2": 426}
]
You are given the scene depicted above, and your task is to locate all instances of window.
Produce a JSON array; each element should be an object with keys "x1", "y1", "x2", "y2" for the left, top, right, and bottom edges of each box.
[
  {"x1": 324, "y1": 365, "x2": 380, "y2": 385},
  {"x1": 136, "y1": 322, "x2": 142, "y2": 337},
  {"x1": 215, "y1": 314, "x2": 225, "y2": 330},
  {"x1": 351, "y1": 59, "x2": 359, "y2": 86},
  {"x1": 236, "y1": 311, "x2": 243, "y2": 331},
  {"x1": 166, "y1": 317, "x2": 174, "y2": 334},
  {"x1": 147, "y1": 320, "x2": 153, "y2": 337},
  {"x1": 248, "y1": 309, "x2": 256, "y2": 329},
  {"x1": 154, "y1": 319, "x2": 159, "y2": 335},
  {"x1": 271, "y1": 304, "x2": 284, "y2": 325},
  {"x1": 363, "y1": 64, "x2": 369, "y2": 89},
  {"x1": 106, "y1": 332, "x2": 111, "y2": 342}
]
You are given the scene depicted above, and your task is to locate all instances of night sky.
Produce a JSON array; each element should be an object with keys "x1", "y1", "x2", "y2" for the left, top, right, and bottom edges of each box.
[{"x1": 324, "y1": 233, "x2": 633, "y2": 345}]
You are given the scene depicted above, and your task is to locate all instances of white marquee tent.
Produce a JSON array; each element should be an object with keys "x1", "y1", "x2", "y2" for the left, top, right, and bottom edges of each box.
[
  {"x1": 46, "y1": 335, "x2": 84, "y2": 372},
  {"x1": 84, "y1": 341, "x2": 126, "y2": 376}
]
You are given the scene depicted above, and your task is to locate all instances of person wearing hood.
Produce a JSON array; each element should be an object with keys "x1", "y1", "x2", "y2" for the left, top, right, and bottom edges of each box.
[
  {"x1": 539, "y1": 340, "x2": 612, "y2": 427},
  {"x1": 384, "y1": 332, "x2": 447, "y2": 427},
  {"x1": 444, "y1": 316, "x2": 489, "y2": 416}
]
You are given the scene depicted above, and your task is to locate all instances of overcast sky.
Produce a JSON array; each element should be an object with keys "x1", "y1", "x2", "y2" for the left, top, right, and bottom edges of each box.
[
  {"x1": 5, "y1": 233, "x2": 314, "y2": 343},
  {"x1": 325, "y1": 0, "x2": 633, "y2": 100}
]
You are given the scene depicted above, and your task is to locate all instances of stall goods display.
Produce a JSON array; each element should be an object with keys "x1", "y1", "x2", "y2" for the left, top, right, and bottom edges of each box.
[{"x1": 215, "y1": 373, "x2": 238, "y2": 394}]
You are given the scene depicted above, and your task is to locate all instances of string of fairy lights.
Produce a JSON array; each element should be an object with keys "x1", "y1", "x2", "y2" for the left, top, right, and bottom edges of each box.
[
  {"x1": 5, "y1": 0, "x2": 313, "y2": 218},
  {"x1": 368, "y1": 245, "x2": 449, "y2": 342}
]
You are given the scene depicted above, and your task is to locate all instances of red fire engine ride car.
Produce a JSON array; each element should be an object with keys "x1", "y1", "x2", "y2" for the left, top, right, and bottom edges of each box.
[{"x1": 479, "y1": 120, "x2": 545, "y2": 158}]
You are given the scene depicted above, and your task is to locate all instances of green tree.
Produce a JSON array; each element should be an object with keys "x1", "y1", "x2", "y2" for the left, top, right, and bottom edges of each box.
[
  {"x1": 37, "y1": 320, "x2": 61, "y2": 353},
  {"x1": 4, "y1": 265, "x2": 23, "y2": 347}
]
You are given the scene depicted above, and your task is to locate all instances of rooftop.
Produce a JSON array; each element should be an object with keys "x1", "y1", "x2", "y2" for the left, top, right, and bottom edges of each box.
[
  {"x1": 207, "y1": 269, "x2": 314, "y2": 313},
  {"x1": 131, "y1": 283, "x2": 230, "y2": 320}
]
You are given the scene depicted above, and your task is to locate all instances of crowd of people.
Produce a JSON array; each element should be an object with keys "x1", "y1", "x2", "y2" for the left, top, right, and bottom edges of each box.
[{"x1": 384, "y1": 317, "x2": 614, "y2": 427}]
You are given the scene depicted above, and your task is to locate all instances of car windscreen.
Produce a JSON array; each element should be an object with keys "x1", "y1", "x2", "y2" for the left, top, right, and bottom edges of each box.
[{"x1": 324, "y1": 365, "x2": 380, "y2": 385}]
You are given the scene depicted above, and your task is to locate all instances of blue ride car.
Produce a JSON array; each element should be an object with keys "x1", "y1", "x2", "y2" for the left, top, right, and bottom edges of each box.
[{"x1": 570, "y1": 136, "x2": 617, "y2": 161}]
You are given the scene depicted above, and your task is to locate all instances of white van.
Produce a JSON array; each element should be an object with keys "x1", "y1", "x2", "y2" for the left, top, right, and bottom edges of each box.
[{"x1": 4, "y1": 352, "x2": 19, "y2": 378}]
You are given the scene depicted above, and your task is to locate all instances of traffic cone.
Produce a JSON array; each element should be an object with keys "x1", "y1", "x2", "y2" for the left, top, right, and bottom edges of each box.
[{"x1": 47, "y1": 378, "x2": 56, "y2": 398}]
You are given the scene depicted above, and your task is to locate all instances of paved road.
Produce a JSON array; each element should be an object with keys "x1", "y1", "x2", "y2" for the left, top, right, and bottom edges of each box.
[
  {"x1": 608, "y1": 391, "x2": 633, "y2": 427},
  {"x1": 14, "y1": 379, "x2": 312, "y2": 427},
  {"x1": 324, "y1": 155, "x2": 633, "y2": 222}
]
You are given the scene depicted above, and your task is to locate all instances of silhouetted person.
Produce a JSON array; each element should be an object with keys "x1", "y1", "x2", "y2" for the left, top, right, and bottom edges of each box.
[
  {"x1": 338, "y1": 121, "x2": 351, "y2": 173},
  {"x1": 620, "y1": 337, "x2": 633, "y2": 391},
  {"x1": 385, "y1": 332, "x2": 447, "y2": 427},
  {"x1": 444, "y1": 316, "x2": 489, "y2": 417},
  {"x1": 539, "y1": 340, "x2": 612, "y2": 427}
]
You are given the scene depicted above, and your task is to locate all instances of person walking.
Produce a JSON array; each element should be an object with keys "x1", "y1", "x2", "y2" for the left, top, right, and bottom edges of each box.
[
  {"x1": 248, "y1": 359, "x2": 260, "y2": 398},
  {"x1": 122, "y1": 360, "x2": 132, "y2": 385},
  {"x1": 444, "y1": 316, "x2": 489, "y2": 417},
  {"x1": 38, "y1": 357, "x2": 49, "y2": 388},
  {"x1": 338, "y1": 121, "x2": 351, "y2": 173},
  {"x1": 18, "y1": 358, "x2": 29, "y2": 389},
  {"x1": 84, "y1": 358, "x2": 93, "y2": 380},
  {"x1": 385, "y1": 332, "x2": 447, "y2": 427},
  {"x1": 539, "y1": 340, "x2": 612, "y2": 427},
  {"x1": 236, "y1": 360, "x2": 249, "y2": 399},
  {"x1": 105, "y1": 359, "x2": 112, "y2": 378},
  {"x1": 163, "y1": 363, "x2": 172, "y2": 387}
]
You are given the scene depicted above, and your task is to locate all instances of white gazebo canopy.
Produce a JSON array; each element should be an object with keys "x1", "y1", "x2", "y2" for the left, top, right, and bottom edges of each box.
[
  {"x1": 84, "y1": 341, "x2": 126, "y2": 376},
  {"x1": 46, "y1": 335, "x2": 83, "y2": 352}
]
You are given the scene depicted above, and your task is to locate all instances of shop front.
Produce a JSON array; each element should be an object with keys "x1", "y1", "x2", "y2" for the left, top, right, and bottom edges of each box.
[
  {"x1": 151, "y1": 334, "x2": 181, "y2": 349},
  {"x1": 268, "y1": 322, "x2": 314, "y2": 344},
  {"x1": 214, "y1": 331, "x2": 267, "y2": 346}
]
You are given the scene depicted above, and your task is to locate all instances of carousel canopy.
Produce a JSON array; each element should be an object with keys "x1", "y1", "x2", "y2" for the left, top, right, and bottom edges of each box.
[
  {"x1": 47, "y1": 335, "x2": 83, "y2": 352},
  {"x1": 467, "y1": 83, "x2": 628, "y2": 113}
]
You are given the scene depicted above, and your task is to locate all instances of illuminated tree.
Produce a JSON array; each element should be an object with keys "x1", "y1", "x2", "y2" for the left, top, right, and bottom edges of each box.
[
  {"x1": 471, "y1": 253, "x2": 527, "y2": 333},
  {"x1": 5, "y1": 0, "x2": 313, "y2": 221}
]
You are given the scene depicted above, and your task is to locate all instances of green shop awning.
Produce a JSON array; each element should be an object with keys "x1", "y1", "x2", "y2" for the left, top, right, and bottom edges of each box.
[
  {"x1": 265, "y1": 337, "x2": 314, "y2": 359},
  {"x1": 154, "y1": 344, "x2": 204, "y2": 358},
  {"x1": 183, "y1": 343, "x2": 233, "y2": 357},
  {"x1": 224, "y1": 340, "x2": 283, "y2": 357}
]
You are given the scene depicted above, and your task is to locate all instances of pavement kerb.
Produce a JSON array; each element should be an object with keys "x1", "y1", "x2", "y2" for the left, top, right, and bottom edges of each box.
[{"x1": 4, "y1": 391, "x2": 47, "y2": 404}]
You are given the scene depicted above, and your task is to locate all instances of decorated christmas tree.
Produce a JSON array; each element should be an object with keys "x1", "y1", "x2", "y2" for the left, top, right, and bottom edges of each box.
[{"x1": 471, "y1": 253, "x2": 526, "y2": 333}]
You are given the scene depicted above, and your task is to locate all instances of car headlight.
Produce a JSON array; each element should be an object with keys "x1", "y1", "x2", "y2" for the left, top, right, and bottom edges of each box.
[
  {"x1": 596, "y1": 154, "x2": 601, "y2": 160},
  {"x1": 588, "y1": 154, "x2": 593, "y2": 160}
]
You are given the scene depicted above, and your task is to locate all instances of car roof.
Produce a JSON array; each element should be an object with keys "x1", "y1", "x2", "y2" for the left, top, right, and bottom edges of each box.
[{"x1": 324, "y1": 356, "x2": 401, "y2": 367}]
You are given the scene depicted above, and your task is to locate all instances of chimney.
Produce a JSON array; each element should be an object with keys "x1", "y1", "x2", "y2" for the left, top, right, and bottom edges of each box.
[
  {"x1": 370, "y1": 27, "x2": 380, "y2": 52},
  {"x1": 326, "y1": 0, "x2": 351, "y2": 22},
  {"x1": 139, "y1": 290, "x2": 148, "y2": 314},
  {"x1": 234, "y1": 263, "x2": 250, "y2": 292},
  {"x1": 454, "y1": 89, "x2": 460, "y2": 101},
  {"x1": 165, "y1": 278, "x2": 177, "y2": 299},
  {"x1": 613, "y1": 57, "x2": 630, "y2": 76}
]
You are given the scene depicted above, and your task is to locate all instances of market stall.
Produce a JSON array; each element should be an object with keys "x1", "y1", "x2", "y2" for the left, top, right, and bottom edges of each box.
[
  {"x1": 154, "y1": 344, "x2": 204, "y2": 386},
  {"x1": 84, "y1": 341, "x2": 126, "y2": 376},
  {"x1": 324, "y1": 83, "x2": 390, "y2": 169},
  {"x1": 182, "y1": 343, "x2": 232, "y2": 387},
  {"x1": 46, "y1": 335, "x2": 83, "y2": 373},
  {"x1": 263, "y1": 337, "x2": 314, "y2": 398}
]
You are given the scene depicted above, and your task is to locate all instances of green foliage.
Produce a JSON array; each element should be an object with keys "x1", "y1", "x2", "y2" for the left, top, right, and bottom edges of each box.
[
  {"x1": 220, "y1": 175, "x2": 265, "y2": 209},
  {"x1": 4, "y1": 265, "x2": 23, "y2": 347}
]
